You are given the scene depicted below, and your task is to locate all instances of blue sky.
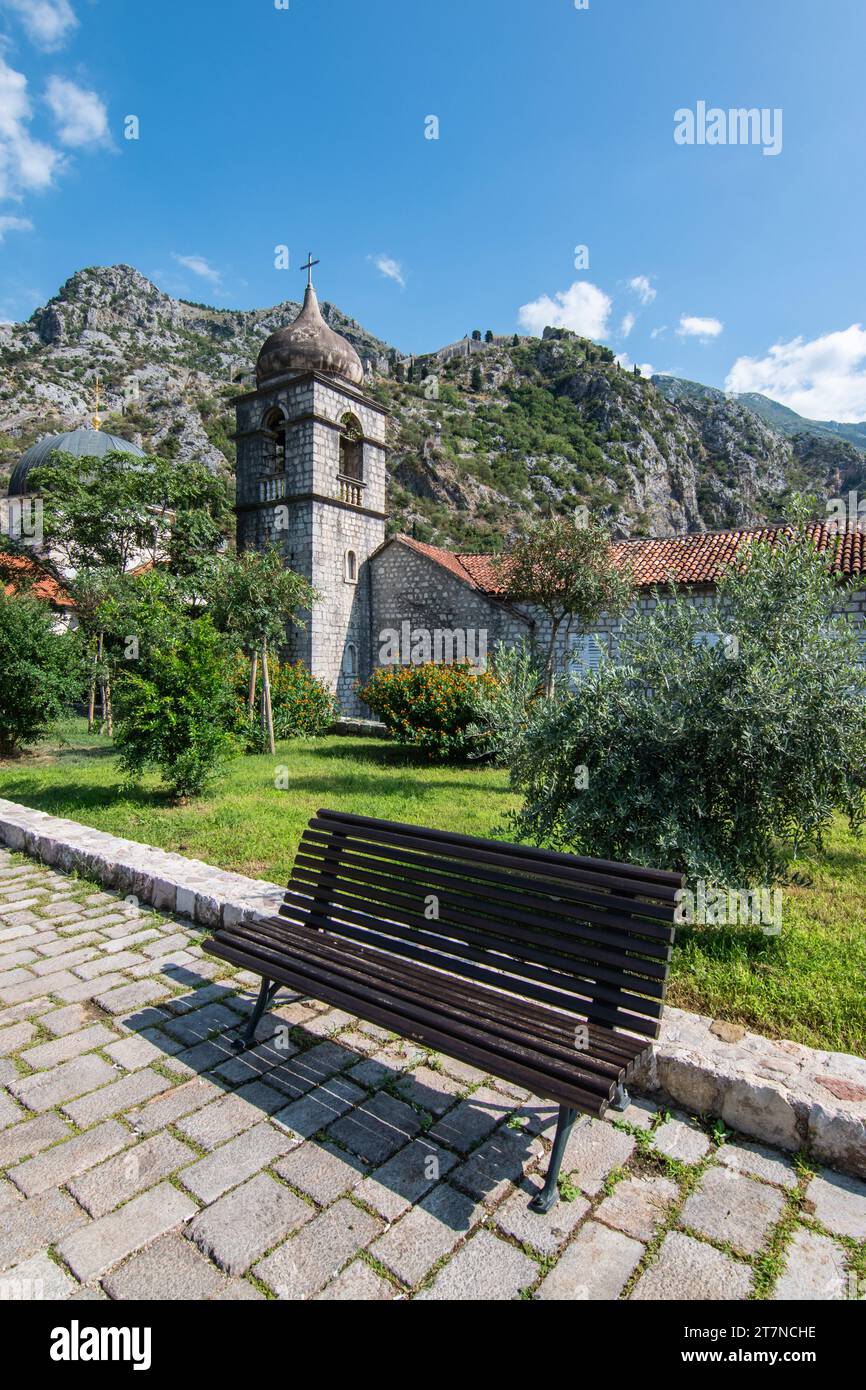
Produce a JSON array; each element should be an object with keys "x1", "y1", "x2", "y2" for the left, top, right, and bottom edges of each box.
[{"x1": 2, "y1": 0, "x2": 866, "y2": 418}]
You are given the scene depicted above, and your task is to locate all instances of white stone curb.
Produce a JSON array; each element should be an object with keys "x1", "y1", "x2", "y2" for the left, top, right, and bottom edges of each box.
[
  {"x1": 0, "y1": 797, "x2": 864, "y2": 1178},
  {"x1": 0, "y1": 797, "x2": 285, "y2": 932}
]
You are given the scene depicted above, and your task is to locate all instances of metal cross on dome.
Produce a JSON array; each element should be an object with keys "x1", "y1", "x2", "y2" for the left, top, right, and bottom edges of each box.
[{"x1": 301, "y1": 253, "x2": 320, "y2": 288}]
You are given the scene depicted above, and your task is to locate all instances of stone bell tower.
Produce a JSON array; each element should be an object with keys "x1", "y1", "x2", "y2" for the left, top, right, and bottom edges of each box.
[{"x1": 234, "y1": 257, "x2": 388, "y2": 714}]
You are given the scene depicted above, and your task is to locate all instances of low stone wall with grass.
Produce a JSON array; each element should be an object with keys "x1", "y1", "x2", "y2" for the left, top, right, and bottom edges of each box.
[{"x1": 0, "y1": 795, "x2": 864, "y2": 1180}]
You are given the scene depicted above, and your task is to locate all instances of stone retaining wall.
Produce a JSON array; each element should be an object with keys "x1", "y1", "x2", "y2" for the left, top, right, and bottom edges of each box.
[{"x1": 0, "y1": 797, "x2": 863, "y2": 1179}]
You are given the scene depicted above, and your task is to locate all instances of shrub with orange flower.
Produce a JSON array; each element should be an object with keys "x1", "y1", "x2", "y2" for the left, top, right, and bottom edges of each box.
[{"x1": 359, "y1": 662, "x2": 496, "y2": 759}]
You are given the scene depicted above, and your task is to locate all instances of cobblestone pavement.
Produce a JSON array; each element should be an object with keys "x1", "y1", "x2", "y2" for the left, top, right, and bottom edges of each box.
[{"x1": 0, "y1": 848, "x2": 864, "y2": 1302}]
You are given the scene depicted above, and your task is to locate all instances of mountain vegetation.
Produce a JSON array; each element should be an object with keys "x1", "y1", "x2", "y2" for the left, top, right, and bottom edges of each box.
[{"x1": 3, "y1": 264, "x2": 865, "y2": 548}]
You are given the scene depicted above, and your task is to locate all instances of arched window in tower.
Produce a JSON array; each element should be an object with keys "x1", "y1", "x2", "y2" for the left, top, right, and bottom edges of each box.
[
  {"x1": 262, "y1": 408, "x2": 287, "y2": 473},
  {"x1": 344, "y1": 549, "x2": 358, "y2": 584},
  {"x1": 343, "y1": 643, "x2": 358, "y2": 678},
  {"x1": 339, "y1": 413, "x2": 364, "y2": 482}
]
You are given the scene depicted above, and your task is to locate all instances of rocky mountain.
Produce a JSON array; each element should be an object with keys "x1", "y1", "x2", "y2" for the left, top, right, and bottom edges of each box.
[
  {"x1": 2, "y1": 264, "x2": 863, "y2": 547},
  {"x1": 0, "y1": 264, "x2": 392, "y2": 482}
]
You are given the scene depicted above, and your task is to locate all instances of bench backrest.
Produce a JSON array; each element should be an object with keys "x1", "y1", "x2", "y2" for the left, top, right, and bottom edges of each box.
[{"x1": 280, "y1": 810, "x2": 684, "y2": 1041}]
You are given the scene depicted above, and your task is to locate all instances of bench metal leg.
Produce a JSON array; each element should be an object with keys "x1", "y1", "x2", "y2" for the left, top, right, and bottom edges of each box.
[
  {"x1": 530, "y1": 1105, "x2": 578, "y2": 1214},
  {"x1": 233, "y1": 977, "x2": 279, "y2": 1052},
  {"x1": 611, "y1": 1083, "x2": 630, "y2": 1112}
]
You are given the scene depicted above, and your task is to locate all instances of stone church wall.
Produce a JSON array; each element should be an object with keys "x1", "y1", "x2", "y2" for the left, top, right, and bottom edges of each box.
[
  {"x1": 370, "y1": 543, "x2": 531, "y2": 676},
  {"x1": 368, "y1": 541, "x2": 866, "y2": 696}
]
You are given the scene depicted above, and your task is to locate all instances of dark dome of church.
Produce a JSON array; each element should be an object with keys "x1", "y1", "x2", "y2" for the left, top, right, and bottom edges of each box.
[
  {"x1": 8, "y1": 427, "x2": 147, "y2": 497},
  {"x1": 256, "y1": 284, "x2": 364, "y2": 388}
]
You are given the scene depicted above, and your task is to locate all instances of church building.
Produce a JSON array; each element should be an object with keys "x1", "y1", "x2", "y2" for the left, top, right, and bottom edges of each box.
[
  {"x1": 6, "y1": 271, "x2": 863, "y2": 710},
  {"x1": 236, "y1": 269, "x2": 866, "y2": 716}
]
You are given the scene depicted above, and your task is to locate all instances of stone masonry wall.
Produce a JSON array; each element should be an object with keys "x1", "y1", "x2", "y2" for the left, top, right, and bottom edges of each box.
[
  {"x1": 235, "y1": 372, "x2": 388, "y2": 716},
  {"x1": 370, "y1": 542, "x2": 866, "y2": 691}
]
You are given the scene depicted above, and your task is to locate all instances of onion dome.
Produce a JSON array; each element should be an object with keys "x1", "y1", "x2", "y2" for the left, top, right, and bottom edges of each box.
[{"x1": 256, "y1": 283, "x2": 364, "y2": 387}]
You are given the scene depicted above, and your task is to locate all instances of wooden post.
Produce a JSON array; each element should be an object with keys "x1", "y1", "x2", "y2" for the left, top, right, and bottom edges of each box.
[
  {"x1": 262, "y1": 638, "x2": 275, "y2": 756},
  {"x1": 247, "y1": 649, "x2": 258, "y2": 719},
  {"x1": 96, "y1": 633, "x2": 106, "y2": 735},
  {"x1": 87, "y1": 638, "x2": 97, "y2": 733}
]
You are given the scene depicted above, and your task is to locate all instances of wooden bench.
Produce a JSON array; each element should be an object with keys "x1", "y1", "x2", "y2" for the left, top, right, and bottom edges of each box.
[{"x1": 204, "y1": 809, "x2": 682, "y2": 1213}]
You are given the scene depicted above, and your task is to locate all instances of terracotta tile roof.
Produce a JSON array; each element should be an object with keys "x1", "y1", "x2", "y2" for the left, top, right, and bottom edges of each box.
[
  {"x1": 610, "y1": 524, "x2": 866, "y2": 588},
  {"x1": 392, "y1": 523, "x2": 866, "y2": 596},
  {"x1": 394, "y1": 536, "x2": 489, "y2": 589},
  {"x1": 0, "y1": 553, "x2": 74, "y2": 608}
]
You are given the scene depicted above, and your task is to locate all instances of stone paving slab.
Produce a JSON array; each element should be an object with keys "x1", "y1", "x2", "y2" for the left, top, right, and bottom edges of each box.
[
  {"x1": 0, "y1": 846, "x2": 864, "y2": 1301},
  {"x1": 679, "y1": 1167, "x2": 787, "y2": 1256},
  {"x1": 535, "y1": 1219, "x2": 644, "y2": 1300},
  {"x1": 772, "y1": 1228, "x2": 850, "y2": 1301},
  {"x1": 417, "y1": 1228, "x2": 537, "y2": 1300},
  {"x1": 631, "y1": 1230, "x2": 754, "y2": 1301},
  {"x1": 255, "y1": 1198, "x2": 383, "y2": 1299},
  {"x1": 101, "y1": 1232, "x2": 225, "y2": 1301}
]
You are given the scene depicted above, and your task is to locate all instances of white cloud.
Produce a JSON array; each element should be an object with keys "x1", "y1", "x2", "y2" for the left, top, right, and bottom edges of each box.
[
  {"x1": 725, "y1": 324, "x2": 866, "y2": 422},
  {"x1": 650, "y1": 325, "x2": 668, "y2": 339},
  {"x1": 0, "y1": 212, "x2": 32, "y2": 239},
  {"x1": 45, "y1": 76, "x2": 108, "y2": 147},
  {"x1": 2, "y1": 0, "x2": 78, "y2": 51},
  {"x1": 369, "y1": 253, "x2": 405, "y2": 288},
  {"x1": 620, "y1": 312, "x2": 635, "y2": 338},
  {"x1": 616, "y1": 352, "x2": 655, "y2": 379},
  {"x1": 518, "y1": 280, "x2": 612, "y2": 340},
  {"x1": 628, "y1": 275, "x2": 657, "y2": 306},
  {"x1": 677, "y1": 314, "x2": 724, "y2": 340},
  {"x1": 0, "y1": 56, "x2": 62, "y2": 201},
  {"x1": 171, "y1": 253, "x2": 223, "y2": 289}
]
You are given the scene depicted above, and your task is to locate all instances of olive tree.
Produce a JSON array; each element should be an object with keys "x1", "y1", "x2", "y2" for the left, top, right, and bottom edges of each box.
[
  {"x1": 507, "y1": 524, "x2": 866, "y2": 886},
  {"x1": 500, "y1": 513, "x2": 633, "y2": 695}
]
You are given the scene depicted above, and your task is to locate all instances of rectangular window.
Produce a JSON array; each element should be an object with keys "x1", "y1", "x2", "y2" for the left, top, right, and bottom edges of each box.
[{"x1": 569, "y1": 633, "x2": 608, "y2": 682}]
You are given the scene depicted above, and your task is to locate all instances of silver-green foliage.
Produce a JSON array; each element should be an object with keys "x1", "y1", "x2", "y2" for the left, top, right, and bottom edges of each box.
[{"x1": 507, "y1": 527, "x2": 866, "y2": 885}]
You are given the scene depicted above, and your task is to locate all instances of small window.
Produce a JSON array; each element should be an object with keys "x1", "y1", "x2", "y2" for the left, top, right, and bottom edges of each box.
[
  {"x1": 343, "y1": 643, "x2": 358, "y2": 677},
  {"x1": 345, "y1": 549, "x2": 358, "y2": 583},
  {"x1": 569, "y1": 633, "x2": 607, "y2": 681},
  {"x1": 339, "y1": 413, "x2": 364, "y2": 481},
  {"x1": 263, "y1": 408, "x2": 287, "y2": 472}
]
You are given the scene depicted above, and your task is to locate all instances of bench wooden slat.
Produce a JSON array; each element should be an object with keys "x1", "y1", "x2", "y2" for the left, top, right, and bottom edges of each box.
[
  {"x1": 209, "y1": 933, "x2": 650, "y2": 1113},
  {"x1": 295, "y1": 831, "x2": 679, "y2": 929},
  {"x1": 307, "y1": 814, "x2": 683, "y2": 904},
  {"x1": 204, "y1": 810, "x2": 682, "y2": 1211},
  {"x1": 278, "y1": 890, "x2": 663, "y2": 1034},
  {"x1": 224, "y1": 915, "x2": 644, "y2": 1084},
  {"x1": 289, "y1": 858, "x2": 671, "y2": 984},
  {"x1": 282, "y1": 881, "x2": 667, "y2": 1018},
  {"x1": 313, "y1": 808, "x2": 683, "y2": 889}
]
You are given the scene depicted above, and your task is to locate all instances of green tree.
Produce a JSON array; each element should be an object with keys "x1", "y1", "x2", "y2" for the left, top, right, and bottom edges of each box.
[
  {"x1": 470, "y1": 366, "x2": 483, "y2": 392},
  {"x1": 0, "y1": 591, "x2": 83, "y2": 756},
  {"x1": 507, "y1": 523, "x2": 866, "y2": 885},
  {"x1": 472, "y1": 330, "x2": 482, "y2": 341},
  {"x1": 485, "y1": 330, "x2": 494, "y2": 343},
  {"x1": 209, "y1": 548, "x2": 317, "y2": 754},
  {"x1": 113, "y1": 613, "x2": 237, "y2": 801},
  {"x1": 29, "y1": 450, "x2": 231, "y2": 576},
  {"x1": 501, "y1": 514, "x2": 633, "y2": 694},
  {"x1": 71, "y1": 566, "x2": 196, "y2": 736}
]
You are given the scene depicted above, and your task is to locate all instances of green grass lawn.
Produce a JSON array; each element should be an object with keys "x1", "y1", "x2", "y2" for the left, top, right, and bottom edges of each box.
[{"x1": 1, "y1": 719, "x2": 864, "y2": 1057}]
